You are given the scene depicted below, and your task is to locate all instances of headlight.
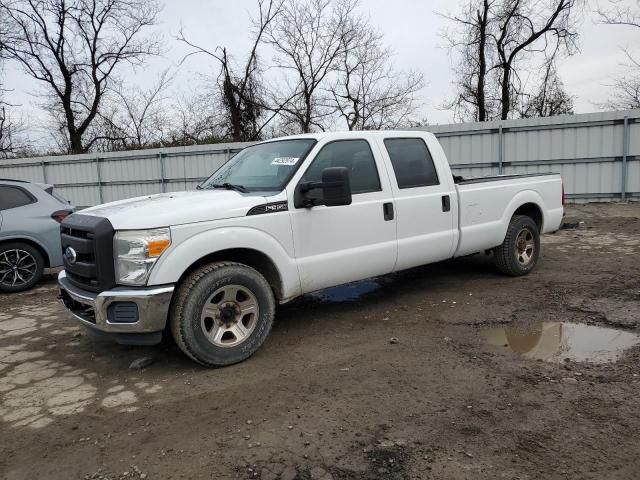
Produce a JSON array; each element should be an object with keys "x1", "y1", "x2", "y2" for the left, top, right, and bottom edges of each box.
[{"x1": 114, "y1": 228, "x2": 171, "y2": 286}]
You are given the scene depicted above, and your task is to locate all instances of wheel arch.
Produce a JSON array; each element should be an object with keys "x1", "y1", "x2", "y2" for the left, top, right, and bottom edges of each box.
[
  {"x1": 148, "y1": 226, "x2": 301, "y2": 302},
  {"x1": 512, "y1": 202, "x2": 543, "y2": 231},
  {"x1": 0, "y1": 236, "x2": 51, "y2": 267},
  {"x1": 500, "y1": 191, "x2": 546, "y2": 241},
  {"x1": 176, "y1": 248, "x2": 285, "y2": 301}
]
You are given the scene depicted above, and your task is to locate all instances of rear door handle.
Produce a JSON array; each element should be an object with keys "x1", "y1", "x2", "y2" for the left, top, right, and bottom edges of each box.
[
  {"x1": 383, "y1": 202, "x2": 394, "y2": 221},
  {"x1": 442, "y1": 195, "x2": 451, "y2": 212}
]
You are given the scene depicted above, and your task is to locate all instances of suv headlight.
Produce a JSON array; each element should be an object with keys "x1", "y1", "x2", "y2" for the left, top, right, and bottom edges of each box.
[{"x1": 114, "y1": 228, "x2": 171, "y2": 286}]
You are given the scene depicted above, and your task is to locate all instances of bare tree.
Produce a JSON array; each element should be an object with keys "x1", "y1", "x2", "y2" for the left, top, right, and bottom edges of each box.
[
  {"x1": 597, "y1": 0, "x2": 640, "y2": 34},
  {"x1": 596, "y1": 0, "x2": 640, "y2": 109},
  {"x1": 493, "y1": 0, "x2": 582, "y2": 120},
  {"x1": 167, "y1": 90, "x2": 227, "y2": 147},
  {"x1": 177, "y1": 0, "x2": 285, "y2": 142},
  {"x1": 0, "y1": 87, "x2": 32, "y2": 158},
  {"x1": 264, "y1": 0, "x2": 364, "y2": 133},
  {"x1": 0, "y1": 103, "x2": 24, "y2": 158},
  {"x1": 517, "y1": 58, "x2": 574, "y2": 117},
  {"x1": 94, "y1": 69, "x2": 173, "y2": 150},
  {"x1": 0, "y1": 10, "x2": 23, "y2": 157},
  {"x1": 442, "y1": 0, "x2": 582, "y2": 121},
  {"x1": 601, "y1": 75, "x2": 640, "y2": 109},
  {"x1": 0, "y1": 0, "x2": 161, "y2": 154},
  {"x1": 441, "y1": 0, "x2": 496, "y2": 121},
  {"x1": 0, "y1": 64, "x2": 27, "y2": 157},
  {"x1": 329, "y1": 26, "x2": 424, "y2": 130}
]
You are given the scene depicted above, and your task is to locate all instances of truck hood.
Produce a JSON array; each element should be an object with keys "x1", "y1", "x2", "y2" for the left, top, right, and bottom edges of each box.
[{"x1": 80, "y1": 190, "x2": 267, "y2": 230}]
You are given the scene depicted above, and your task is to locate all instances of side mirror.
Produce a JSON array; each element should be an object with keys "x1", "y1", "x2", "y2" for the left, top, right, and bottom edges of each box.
[
  {"x1": 296, "y1": 166, "x2": 352, "y2": 208},
  {"x1": 319, "y1": 167, "x2": 352, "y2": 207}
]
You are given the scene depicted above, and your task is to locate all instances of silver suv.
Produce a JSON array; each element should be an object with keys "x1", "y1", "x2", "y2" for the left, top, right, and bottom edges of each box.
[{"x1": 0, "y1": 179, "x2": 74, "y2": 292}]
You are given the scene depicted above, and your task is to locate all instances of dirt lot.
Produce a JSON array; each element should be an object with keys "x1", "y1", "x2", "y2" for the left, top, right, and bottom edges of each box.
[{"x1": 1, "y1": 203, "x2": 640, "y2": 480}]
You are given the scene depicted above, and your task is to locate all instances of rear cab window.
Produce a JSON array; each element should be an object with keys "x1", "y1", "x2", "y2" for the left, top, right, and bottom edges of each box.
[
  {"x1": 0, "y1": 185, "x2": 36, "y2": 211},
  {"x1": 301, "y1": 139, "x2": 381, "y2": 201},
  {"x1": 383, "y1": 138, "x2": 439, "y2": 188}
]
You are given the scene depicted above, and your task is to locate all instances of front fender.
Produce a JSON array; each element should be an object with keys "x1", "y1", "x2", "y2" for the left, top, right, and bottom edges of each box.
[{"x1": 147, "y1": 226, "x2": 302, "y2": 300}]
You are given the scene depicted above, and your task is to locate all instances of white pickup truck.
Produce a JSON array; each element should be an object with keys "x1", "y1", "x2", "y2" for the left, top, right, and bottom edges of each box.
[{"x1": 58, "y1": 131, "x2": 564, "y2": 366}]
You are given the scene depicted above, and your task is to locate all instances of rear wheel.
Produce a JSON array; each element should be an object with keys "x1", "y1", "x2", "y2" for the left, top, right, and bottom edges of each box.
[
  {"x1": 170, "y1": 261, "x2": 275, "y2": 367},
  {"x1": 494, "y1": 215, "x2": 540, "y2": 276},
  {"x1": 0, "y1": 242, "x2": 45, "y2": 293}
]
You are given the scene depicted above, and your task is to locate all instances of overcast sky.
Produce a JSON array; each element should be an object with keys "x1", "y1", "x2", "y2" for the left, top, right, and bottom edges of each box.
[{"x1": 3, "y1": 0, "x2": 639, "y2": 147}]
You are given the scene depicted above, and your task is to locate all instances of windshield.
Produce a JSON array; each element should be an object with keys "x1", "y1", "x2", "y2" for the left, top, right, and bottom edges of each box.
[{"x1": 200, "y1": 139, "x2": 317, "y2": 192}]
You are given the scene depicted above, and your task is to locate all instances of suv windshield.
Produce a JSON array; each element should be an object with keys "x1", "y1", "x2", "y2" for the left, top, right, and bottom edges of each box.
[{"x1": 200, "y1": 139, "x2": 317, "y2": 192}]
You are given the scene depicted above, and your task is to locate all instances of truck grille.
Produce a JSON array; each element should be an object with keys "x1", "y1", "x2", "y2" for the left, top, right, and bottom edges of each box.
[{"x1": 60, "y1": 214, "x2": 116, "y2": 293}]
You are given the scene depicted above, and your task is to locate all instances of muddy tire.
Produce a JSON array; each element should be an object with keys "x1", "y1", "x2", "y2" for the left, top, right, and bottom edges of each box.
[
  {"x1": 170, "y1": 261, "x2": 275, "y2": 367},
  {"x1": 494, "y1": 215, "x2": 540, "y2": 276},
  {"x1": 0, "y1": 242, "x2": 45, "y2": 293}
]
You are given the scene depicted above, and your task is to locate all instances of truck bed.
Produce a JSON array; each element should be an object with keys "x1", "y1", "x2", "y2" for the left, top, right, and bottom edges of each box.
[{"x1": 453, "y1": 172, "x2": 564, "y2": 257}]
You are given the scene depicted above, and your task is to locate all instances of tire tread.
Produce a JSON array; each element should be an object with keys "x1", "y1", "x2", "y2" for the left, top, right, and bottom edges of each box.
[
  {"x1": 494, "y1": 215, "x2": 540, "y2": 277},
  {"x1": 170, "y1": 261, "x2": 274, "y2": 367}
]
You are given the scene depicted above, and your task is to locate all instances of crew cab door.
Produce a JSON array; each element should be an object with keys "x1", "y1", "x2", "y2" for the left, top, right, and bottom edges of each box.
[
  {"x1": 287, "y1": 138, "x2": 397, "y2": 293},
  {"x1": 376, "y1": 135, "x2": 457, "y2": 271}
]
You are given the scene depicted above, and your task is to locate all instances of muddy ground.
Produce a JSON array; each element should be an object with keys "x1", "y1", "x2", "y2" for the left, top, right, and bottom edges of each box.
[{"x1": 1, "y1": 203, "x2": 640, "y2": 480}]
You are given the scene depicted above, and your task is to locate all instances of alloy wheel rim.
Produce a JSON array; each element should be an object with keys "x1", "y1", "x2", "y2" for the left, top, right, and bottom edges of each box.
[
  {"x1": 200, "y1": 284, "x2": 259, "y2": 348},
  {"x1": 0, "y1": 249, "x2": 37, "y2": 287},
  {"x1": 515, "y1": 228, "x2": 536, "y2": 266}
]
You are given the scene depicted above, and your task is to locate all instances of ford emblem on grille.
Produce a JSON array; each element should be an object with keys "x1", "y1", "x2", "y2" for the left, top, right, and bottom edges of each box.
[{"x1": 64, "y1": 246, "x2": 77, "y2": 264}]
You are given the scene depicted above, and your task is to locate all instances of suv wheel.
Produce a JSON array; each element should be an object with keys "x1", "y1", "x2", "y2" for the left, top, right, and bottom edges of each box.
[{"x1": 0, "y1": 242, "x2": 45, "y2": 293}]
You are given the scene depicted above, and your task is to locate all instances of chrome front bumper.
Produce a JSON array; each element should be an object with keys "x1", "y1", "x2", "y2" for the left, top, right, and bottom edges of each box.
[{"x1": 58, "y1": 270, "x2": 174, "y2": 334}]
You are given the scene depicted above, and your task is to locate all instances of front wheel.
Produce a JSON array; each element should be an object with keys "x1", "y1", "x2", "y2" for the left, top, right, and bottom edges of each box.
[
  {"x1": 170, "y1": 261, "x2": 275, "y2": 367},
  {"x1": 494, "y1": 215, "x2": 540, "y2": 276}
]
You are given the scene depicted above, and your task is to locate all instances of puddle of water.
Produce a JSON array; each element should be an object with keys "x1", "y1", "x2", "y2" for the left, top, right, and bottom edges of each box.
[
  {"x1": 309, "y1": 280, "x2": 382, "y2": 303},
  {"x1": 483, "y1": 322, "x2": 640, "y2": 364}
]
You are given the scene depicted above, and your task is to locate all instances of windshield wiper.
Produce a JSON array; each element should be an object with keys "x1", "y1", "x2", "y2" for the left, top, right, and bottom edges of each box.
[{"x1": 207, "y1": 182, "x2": 248, "y2": 193}]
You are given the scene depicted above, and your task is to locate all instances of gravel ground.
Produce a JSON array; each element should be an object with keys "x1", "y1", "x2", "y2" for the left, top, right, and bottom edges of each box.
[{"x1": 1, "y1": 203, "x2": 640, "y2": 480}]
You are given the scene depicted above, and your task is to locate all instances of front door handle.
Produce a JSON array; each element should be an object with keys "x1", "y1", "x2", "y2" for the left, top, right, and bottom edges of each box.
[
  {"x1": 442, "y1": 195, "x2": 451, "y2": 212},
  {"x1": 383, "y1": 202, "x2": 394, "y2": 221}
]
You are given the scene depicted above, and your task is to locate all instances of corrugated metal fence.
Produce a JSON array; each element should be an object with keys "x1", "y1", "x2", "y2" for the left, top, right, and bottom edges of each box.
[
  {"x1": 0, "y1": 142, "x2": 248, "y2": 207},
  {"x1": 423, "y1": 109, "x2": 640, "y2": 202},
  {"x1": 0, "y1": 109, "x2": 638, "y2": 206}
]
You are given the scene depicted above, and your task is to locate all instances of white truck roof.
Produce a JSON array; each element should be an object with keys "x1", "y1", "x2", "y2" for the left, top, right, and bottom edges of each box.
[{"x1": 262, "y1": 130, "x2": 435, "y2": 143}]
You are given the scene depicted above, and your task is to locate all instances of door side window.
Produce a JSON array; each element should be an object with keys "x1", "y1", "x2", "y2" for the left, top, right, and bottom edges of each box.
[
  {"x1": 384, "y1": 138, "x2": 439, "y2": 189},
  {"x1": 301, "y1": 139, "x2": 381, "y2": 196},
  {"x1": 0, "y1": 185, "x2": 36, "y2": 211}
]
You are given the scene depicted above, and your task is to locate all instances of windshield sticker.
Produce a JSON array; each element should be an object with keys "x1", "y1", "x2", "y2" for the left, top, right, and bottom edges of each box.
[{"x1": 271, "y1": 157, "x2": 299, "y2": 166}]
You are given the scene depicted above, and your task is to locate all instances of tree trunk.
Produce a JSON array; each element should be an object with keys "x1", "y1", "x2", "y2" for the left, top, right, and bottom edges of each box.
[
  {"x1": 301, "y1": 92, "x2": 312, "y2": 133},
  {"x1": 476, "y1": 1, "x2": 489, "y2": 122},
  {"x1": 501, "y1": 64, "x2": 511, "y2": 120},
  {"x1": 222, "y1": 76, "x2": 243, "y2": 142},
  {"x1": 477, "y1": 35, "x2": 487, "y2": 121},
  {"x1": 68, "y1": 129, "x2": 85, "y2": 154}
]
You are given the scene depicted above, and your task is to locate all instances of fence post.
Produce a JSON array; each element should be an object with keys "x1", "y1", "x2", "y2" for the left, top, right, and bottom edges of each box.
[
  {"x1": 95, "y1": 156, "x2": 104, "y2": 204},
  {"x1": 159, "y1": 152, "x2": 166, "y2": 193},
  {"x1": 621, "y1": 116, "x2": 629, "y2": 201},
  {"x1": 41, "y1": 159, "x2": 47, "y2": 184},
  {"x1": 498, "y1": 125, "x2": 504, "y2": 174}
]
